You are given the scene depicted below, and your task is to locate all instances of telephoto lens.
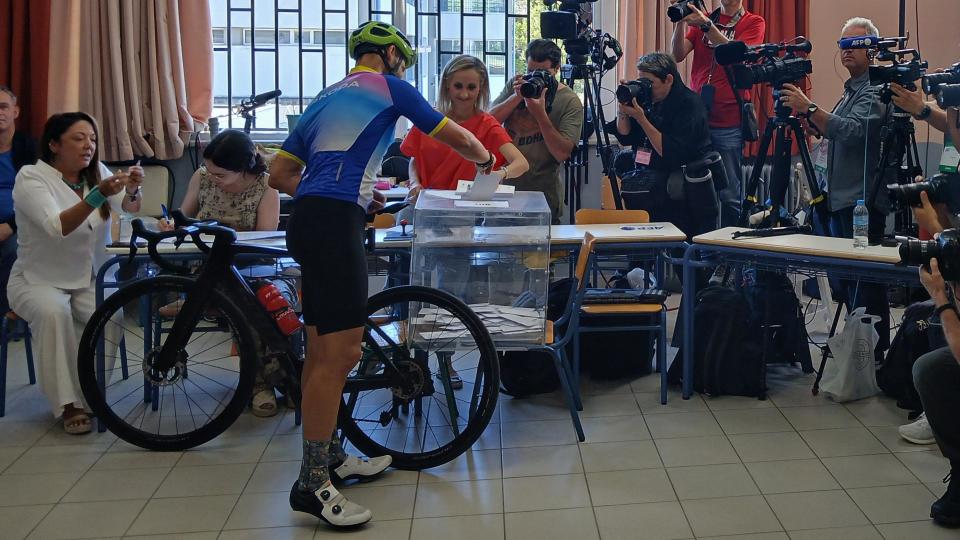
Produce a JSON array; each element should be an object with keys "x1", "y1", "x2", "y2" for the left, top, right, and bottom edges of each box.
[
  {"x1": 936, "y1": 84, "x2": 960, "y2": 108},
  {"x1": 667, "y1": 0, "x2": 703, "y2": 23},
  {"x1": 898, "y1": 229, "x2": 960, "y2": 280},
  {"x1": 616, "y1": 79, "x2": 654, "y2": 108},
  {"x1": 520, "y1": 76, "x2": 546, "y2": 98},
  {"x1": 888, "y1": 174, "x2": 960, "y2": 213},
  {"x1": 922, "y1": 62, "x2": 960, "y2": 95}
]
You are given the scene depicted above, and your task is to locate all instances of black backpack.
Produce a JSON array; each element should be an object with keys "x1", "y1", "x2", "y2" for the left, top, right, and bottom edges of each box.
[
  {"x1": 669, "y1": 285, "x2": 766, "y2": 397},
  {"x1": 498, "y1": 278, "x2": 574, "y2": 398},
  {"x1": 878, "y1": 300, "x2": 935, "y2": 413},
  {"x1": 741, "y1": 272, "x2": 814, "y2": 373}
]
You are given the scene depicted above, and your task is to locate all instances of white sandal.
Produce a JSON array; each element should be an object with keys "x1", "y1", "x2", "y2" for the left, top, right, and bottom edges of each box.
[{"x1": 251, "y1": 386, "x2": 278, "y2": 417}]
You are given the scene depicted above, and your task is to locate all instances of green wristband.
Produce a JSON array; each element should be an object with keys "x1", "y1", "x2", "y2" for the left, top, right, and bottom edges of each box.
[{"x1": 84, "y1": 187, "x2": 108, "y2": 209}]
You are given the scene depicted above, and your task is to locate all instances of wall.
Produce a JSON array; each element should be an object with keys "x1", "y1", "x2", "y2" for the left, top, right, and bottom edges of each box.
[{"x1": 808, "y1": 0, "x2": 960, "y2": 171}]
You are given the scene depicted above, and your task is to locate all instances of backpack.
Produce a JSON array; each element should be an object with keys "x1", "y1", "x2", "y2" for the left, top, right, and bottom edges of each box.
[
  {"x1": 878, "y1": 300, "x2": 935, "y2": 413},
  {"x1": 497, "y1": 278, "x2": 574, "y2": 398},
  {"x1": 668, "y1": 285, "x2": 766, "y2": 397},
  {"x1": 741, "y1": 272, "x2": 813, "y2": 372}
]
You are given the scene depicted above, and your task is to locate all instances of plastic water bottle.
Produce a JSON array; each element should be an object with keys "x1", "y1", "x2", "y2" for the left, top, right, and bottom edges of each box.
[{"x1": 853, "y1": 199, "x2": 868, "y2": 249}]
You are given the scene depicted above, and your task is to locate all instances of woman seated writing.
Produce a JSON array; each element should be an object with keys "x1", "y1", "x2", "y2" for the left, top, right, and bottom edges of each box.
[
  {"x1": 8, "y1": 112, "x2": 143, "y2": 433},
  {"x1": 160, "y1": 129, "x2": 283, "y2": 416}
]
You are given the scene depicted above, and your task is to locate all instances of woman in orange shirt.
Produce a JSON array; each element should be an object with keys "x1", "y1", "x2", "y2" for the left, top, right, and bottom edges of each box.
[{"x1": 402, "y1": 55, "x2": 528, "y2": 198}]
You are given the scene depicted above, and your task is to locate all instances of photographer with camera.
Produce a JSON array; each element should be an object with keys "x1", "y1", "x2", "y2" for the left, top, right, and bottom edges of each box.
[
  {"x1": 908, "y1": 256, "x2": 960, "y2": 526},
  {"x1": 779, "y1": 17, "x2": 892, "y2": 362},
  {"x1": 490, "y1": 39, "x2": 584, "y2": 224},
  {"x1": 606, "y1": 52, "x2": 714, "y2": 236},
  {"x1": 670, "y1": 0, "x2": 766, "y2": 227}
]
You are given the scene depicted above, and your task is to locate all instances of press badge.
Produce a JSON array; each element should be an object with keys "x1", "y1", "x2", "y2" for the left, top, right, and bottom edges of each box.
[
  {"x1": 635, "y1": 148, "x2": 653, "y2": 166},
  {"x1": 940, "y1": 135, "x2": 959, "y2": 174}
]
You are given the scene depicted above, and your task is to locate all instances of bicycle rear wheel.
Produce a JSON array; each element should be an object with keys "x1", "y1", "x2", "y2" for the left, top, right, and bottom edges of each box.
[
  {"x1": 338, "y1": 285, "x2": 499, "y2": 470},
  {"x1": 78, "y1": 275, "x2": 258, "y2": 451}
]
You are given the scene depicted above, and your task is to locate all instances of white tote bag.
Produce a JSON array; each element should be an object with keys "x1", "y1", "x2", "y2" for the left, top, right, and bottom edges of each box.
[{"x1": 821, "y1": 307, "x2": 881, "y2": 402}]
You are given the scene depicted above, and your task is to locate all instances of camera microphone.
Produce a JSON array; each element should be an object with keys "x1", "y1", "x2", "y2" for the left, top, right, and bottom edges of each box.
[
  {"x1": 715, "y1": 41, "x2": 749, "y2": 65},
  {"x1": 838, "y1": 35, "x2": 879, "y2": 50},
  {"x1": 241, "y1": 89, "x2": 282, "y2": 110}
]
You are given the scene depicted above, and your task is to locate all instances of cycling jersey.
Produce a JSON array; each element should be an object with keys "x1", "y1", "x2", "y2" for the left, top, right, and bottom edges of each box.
[{"x1": 279, "y1": 66, "x2": 448, "y2": 209}]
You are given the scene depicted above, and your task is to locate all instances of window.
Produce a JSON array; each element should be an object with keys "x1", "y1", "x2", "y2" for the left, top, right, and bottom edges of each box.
[{"x1": 210, "y1": 0, "x2": 546, "y2": 135}]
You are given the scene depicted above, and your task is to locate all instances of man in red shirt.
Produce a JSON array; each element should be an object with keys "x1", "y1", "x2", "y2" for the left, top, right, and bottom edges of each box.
[{"x1": 670, "y1": 0, "x2": 765, "y2": 227}]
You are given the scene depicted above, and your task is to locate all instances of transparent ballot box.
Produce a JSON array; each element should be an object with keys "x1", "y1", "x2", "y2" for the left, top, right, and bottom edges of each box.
[{"x1": 410, "y1": 190, "x2": 552, "y2": 348}]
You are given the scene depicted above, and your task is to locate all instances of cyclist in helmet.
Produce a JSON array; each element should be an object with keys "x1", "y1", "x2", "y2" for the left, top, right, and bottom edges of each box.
[{"x1": 269, "y1": 21, "x2": 494, "y2": 528}]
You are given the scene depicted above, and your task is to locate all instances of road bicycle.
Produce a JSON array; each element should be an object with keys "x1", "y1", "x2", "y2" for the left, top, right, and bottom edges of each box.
[{"x1": 77, "y1": 211, "x2": 499, "y2": 470}]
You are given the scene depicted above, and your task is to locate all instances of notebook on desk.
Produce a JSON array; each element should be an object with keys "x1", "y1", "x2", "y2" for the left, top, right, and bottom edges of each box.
[{"x1": 582, "y1": 288, "x2": 669, "y2": 305}]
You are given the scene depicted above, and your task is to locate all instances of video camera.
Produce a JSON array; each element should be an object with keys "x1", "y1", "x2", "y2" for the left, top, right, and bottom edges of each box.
[
  {"x1": 715, "y1": 39, "x2": 813, "y2": 90},
  {"x1": 616, "y1": 79, "x2": 654, "y2": 110},
  {"x1": 667, "y1": 0, "x2": 706, "y2": 23},
  {"x1": 923, "y1": 62, "x2": 960, "y2": 108},
  {"x1": 888, "y1": 173, "x2": 960, "y2": 214},
  {"x1": 541, "y1": 0, "x2": 622, "y2": 70},
  {"x1": 899, "y1": 228, "x2": 960, "y2": 281},
  {"x1": 867, "y1": 36, "x2": 928, "y2": 103}
]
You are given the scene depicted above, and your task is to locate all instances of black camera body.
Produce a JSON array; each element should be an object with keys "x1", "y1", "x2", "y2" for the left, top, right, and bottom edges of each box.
[
  {"x1": 518, "y1": 69, "x2": 559, "y2": 111},
  {"x1": 541, "y1": 0, "x2": 596, "y2": 41},
  {"x1": 867, "y1": 37, "x2": 928, "y2": 103},
  {"x1": 888, "y1": 173, "x2": 960, "y2": 214},
  {"x1": 616, "y1": 79, "x2": 654, "y2": 109},
  {"x1": 715, "y1": 39, "x2": 813, "y2": 90},
  {"x1": 899, "y1": 229, "x2": 960, "y2": 281},
  {"x1": 667, "y1": 0, "x2": 706, "y2": 23}
]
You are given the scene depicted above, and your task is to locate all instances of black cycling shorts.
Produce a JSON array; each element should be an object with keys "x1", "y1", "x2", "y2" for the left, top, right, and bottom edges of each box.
[{"x1": 285, "y1": 196, "x2": 368, "y2": 335}]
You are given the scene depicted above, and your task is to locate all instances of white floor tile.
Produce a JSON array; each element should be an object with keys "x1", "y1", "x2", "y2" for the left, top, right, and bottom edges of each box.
[
  {"x1": 218, "y1": 526, "x2": 317, "y2": 540},
  {"x1": 244, "y1": 460, "x2": 300, "y2": 493},
  {"x1": 636, "y1": 391, "x2": 709, "y2": 415},
  {"x1": 420, "y1": 448, "x2": 502, "y2": 483},
  {"x1": 155, "y1": 463, "x2": 256, "y2": 498},
  {"x1": 654, "y1": 436, "x2": 740, "y2": 467},
  {"x1": 505, "y1": 507, "x2": 599, "y2": 540},
  {"x1": 728, "y1": 432, "x2": 815, "y2": 463},
  {"x1": 580, "y1": 415, "x2": 651, "y2": 443},
  {"x1": 341, "y1": 484, "x2": 418, "y2": 522},
  {"x1": 586, "y1": 468, "x2": 676, "y2": 507},
  {"x1": 0, "y1": 471, "x2": 82, "y2": 506},
  {"x1": 821, "y1": 454, "x2": 919, "y2": 489},
  {"x1": 501, "y1": 444, "x2": 582, "y2": 478},
  {"x1": 765, "y1": 490, "x2": 869, "y2": 530},
  {"x1": 667, "y1": 463, "x2": 759, "y2": 500},
  {"x1": 779, "y1": 405, "x2": 861, "y2": 431},
  {"x1": 410, "y1": 514, "x2": 504, "y2": 540},
  {"x1": 28, "y1": 499, "x2": 145, "y2": 539},
  {"x1": 62, "y1": 467, "x2": 169, "y2": 502},
  {"x1": 645, "y1": 412, "x2": 723, "y2": 439},
  {"x1": 223, "y1": 491, "x2": 320, "y2": 530},
  {"x1": 680, "y1": 495, "x2": 782, "y2": 537},
  {"x1": 799, "y1": 428, "x2": 887, "y2": 458},
  {"x1": 127, "y1": 494, "x2": 239, "y2": 535},
  {"x1": 500, "y1": 420, "x2": 578, "y2": 448},
  {"x1": 713, "y1": 409, "x2": 793, "y2": 435},
  {"x1": 785, "y1": 525, "x2": 882, "y2": 540},
  {"x1": 579, "y1": 440, "x2": 661, "y2": 473},
  {"x1": 413, "y1": 479, "x2": 502, "y2": 518},
  {"x1": 845, "y1": 484, "x2": 937, "y2": 524},
  {"x1": 594, "y1": 501, "x2": 693, "y2": 540},
  {"x1": 503, "y1": 474, "x2": 590, "y2": 513},
  {"x1": 745, "y1": 459, "x2": 840, "y2": 494},
  {"x1": 0, "y1": 504, "x2": 52, "y2": 540},
  {"x1": 868, "y1": 426, "x2": 936, "y2": 454},
  {"x1": 844, "y1": 398, "x2": 910, "y2": 427},
  {"x1": 874, "y1": 520, "x2": 960, "y2": 539},
  {"x1": 578, "y1": 393, "x2": 641, "y2": 418},
  {"x1": 894, "y1": 450, "x2": 951, "y2": 483}
]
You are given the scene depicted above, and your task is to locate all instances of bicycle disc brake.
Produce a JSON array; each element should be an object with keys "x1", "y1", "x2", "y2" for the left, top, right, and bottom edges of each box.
[{"x1": 143, "y1": 348, "x2": 187, "y2": 386}]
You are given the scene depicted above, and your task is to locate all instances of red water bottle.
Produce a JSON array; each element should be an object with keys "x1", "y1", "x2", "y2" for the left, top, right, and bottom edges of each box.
[{"x1": 256, "y1": 282, "x2": 303, "y2": 336}]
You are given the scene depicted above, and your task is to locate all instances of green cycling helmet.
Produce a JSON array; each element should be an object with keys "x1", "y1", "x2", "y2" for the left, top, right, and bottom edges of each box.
[{"x1": 348, "y1": 21, "x2": 416, "y2": 68}]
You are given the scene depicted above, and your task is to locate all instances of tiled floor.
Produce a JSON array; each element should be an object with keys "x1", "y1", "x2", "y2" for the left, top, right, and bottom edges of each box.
[{"x1": 0, "y1": 330, "x2": 954, "y2": 539}]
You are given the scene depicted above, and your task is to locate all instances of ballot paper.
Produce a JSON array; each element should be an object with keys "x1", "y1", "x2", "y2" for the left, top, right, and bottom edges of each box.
[
  {"x1": 455, "y1": 181, "x2": 516, "y2": 196},
  {"x1": 460, "y1": 173, "x2": 502, "y2": 201},
  {"x1": 453, "y1": 200, "x2": 509, "y2": 208}
]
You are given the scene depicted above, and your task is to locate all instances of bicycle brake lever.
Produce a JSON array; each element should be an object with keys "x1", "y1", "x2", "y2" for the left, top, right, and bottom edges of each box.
[{"x1": 126, "y1": 232, "x2": 139, "y2": 265}]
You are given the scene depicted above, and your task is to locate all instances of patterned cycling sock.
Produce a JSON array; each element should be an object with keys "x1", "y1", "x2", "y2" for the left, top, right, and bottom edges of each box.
[
  {"x1": 297, "y1": 438, "x2": 332, "y2": 493},
  {"x1": 329, "y1": 432, "x2": 348, "y2": 464}
]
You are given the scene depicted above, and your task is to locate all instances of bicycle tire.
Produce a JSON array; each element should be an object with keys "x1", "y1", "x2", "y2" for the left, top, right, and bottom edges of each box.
[
  {"x1": 338, "y1": 285, "x2": 499, "y2": 470},
  {"x1": 78, "y1": 275, "x2": 258, "y2": 451}
]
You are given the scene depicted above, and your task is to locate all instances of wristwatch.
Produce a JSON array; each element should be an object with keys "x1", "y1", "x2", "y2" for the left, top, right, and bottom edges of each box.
[
  {"x1": 934, "y1": 303, "x2": 958, "y2": 319},
  {"x1": 805, "y1": 103, "x2": 819, "y2": 118},
  {"x1": 915, "y1": 105, "x2": 932, "y2": 121}
]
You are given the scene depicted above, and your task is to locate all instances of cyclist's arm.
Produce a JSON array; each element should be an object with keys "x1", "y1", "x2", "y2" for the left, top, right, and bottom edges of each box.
[
  {"x1": 389, "y1": 77, "x2": 489, "y2": 164},
  {"x1": 268, "y1": 153, "x2": 304, "y2": 197}
]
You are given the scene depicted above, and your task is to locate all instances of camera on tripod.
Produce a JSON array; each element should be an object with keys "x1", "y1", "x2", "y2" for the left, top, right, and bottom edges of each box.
[
  {"x1": 868, "y1": 36, "x2": 928, "y2": 103},
  {"x1": 899, "y1": 229, "x2": 960, "y2": 280},
  {"x1": 519, "y1": 69, "x2": 559, "y2": 110},
  {"x1": 923, "y1": 62, "x2": 960, "y2": 108},
  {"x1": 616, "y1": 79, "x2": 654, "y2": 110},
  {"x1": 540, "y1": 0, "x2": 622, "y2": 70},
  {"x1": 888, "y1": 173, "x2": 960, "y2": 214},
  {"x1": 667, "y1": 0, "x2": 706, "y2": 23},
  {"x1": 715, "y1": 39, "x2": 813, "y2": 90}
]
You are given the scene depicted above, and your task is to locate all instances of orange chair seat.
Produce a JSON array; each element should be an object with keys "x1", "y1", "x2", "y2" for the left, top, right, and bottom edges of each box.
[
  {"x1": 545, "y1": 320, "x2": 555, "y2": 345},
  {"x1": 580, "y1": 303, "x2": 663, "y2": 315}
]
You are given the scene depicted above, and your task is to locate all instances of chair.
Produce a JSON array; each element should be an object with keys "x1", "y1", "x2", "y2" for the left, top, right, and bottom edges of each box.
[
  {"x1": 0, "y1": 312, "x2": 36, "y2": 417},
  {"x1": 572, "y1": 210, "x2": 669, "y2": 406},
  {"x1": 526, "y1": 233, "x2": 598, "y2": 442}
]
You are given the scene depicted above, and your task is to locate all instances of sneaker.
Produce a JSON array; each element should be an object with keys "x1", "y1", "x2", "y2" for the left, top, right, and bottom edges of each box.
[
  {"x1": 931, "y1": 470, "x2": 960, "y2": 527},
  {"x1": 289, "y1": 480, "x2": 372, "y2": 527},
  {"x1": 330, "y1": 455, "x2": 392, "y2": 484},
  {"x1": 899, "y1": 413, "x2": 937, "y2": 445}
]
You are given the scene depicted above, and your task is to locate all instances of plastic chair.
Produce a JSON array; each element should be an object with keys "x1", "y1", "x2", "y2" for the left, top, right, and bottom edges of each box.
[{"x1": 0, "y1": 312, "x2": 36, "y2": 417}]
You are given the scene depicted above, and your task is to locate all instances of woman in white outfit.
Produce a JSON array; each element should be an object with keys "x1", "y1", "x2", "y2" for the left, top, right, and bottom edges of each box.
[{"x1": 7, "y1": 112, "x2": 143, "y2": 434}]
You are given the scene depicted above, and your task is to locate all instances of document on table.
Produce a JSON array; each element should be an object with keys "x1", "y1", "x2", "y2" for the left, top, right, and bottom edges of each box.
[{"x1": 460, "y1": 173, "x2": 502, "y2": 201}]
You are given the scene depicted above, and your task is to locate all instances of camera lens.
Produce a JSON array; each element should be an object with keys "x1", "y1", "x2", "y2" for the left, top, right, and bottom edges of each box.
[
  {"x1": 936, "y1": 84, "x2": 960, "y2": 108},
  {"x1": 887, "y1": 182, "x2": 927, "y2": 209},
  {"x1": 899, "y1": 238, "x2": 940, "y2": 267},
  {"x1": 667, "y1": 0, "x2": 695, "y2": 23},
  {"x1": 616, "y1": 79, "x2": 653, "y2": 107},
  {"x1": 520, "y1": 77, "x2": 545, "y2": 98},
  {"x1": 923, "y1": 71, "x2": 960, "y2": 95}
]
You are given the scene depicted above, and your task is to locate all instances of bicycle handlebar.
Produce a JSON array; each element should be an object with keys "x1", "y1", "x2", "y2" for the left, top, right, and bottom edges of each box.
[{"x1": 128, "y1": 210, "x2": 239, "y2": 273}]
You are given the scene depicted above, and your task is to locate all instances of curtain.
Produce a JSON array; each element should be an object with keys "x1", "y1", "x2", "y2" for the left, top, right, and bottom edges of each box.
[
  {"x1": 47, "y1": 0, "x2": 213, "y2": 162},
  {"x1": 0, "y1": 0, "x2": 51, "y2": 138}
]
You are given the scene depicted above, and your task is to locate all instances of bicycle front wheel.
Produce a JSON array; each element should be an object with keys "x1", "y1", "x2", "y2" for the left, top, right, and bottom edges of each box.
[
  {"x1": 78, "y1": 276, "x2": 258, "y2": 451},
  {"x1": 338, "y1": 285, "x2": 499, "y2": 470}
]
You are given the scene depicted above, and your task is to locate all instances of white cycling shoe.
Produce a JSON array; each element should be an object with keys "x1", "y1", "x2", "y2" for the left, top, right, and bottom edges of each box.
[
  {"x1": 289, "y1": 480, "x2": 372, "y2": 527},
  {"x1": 331, "y1": 455, "x2": 393, "y2": 483}
]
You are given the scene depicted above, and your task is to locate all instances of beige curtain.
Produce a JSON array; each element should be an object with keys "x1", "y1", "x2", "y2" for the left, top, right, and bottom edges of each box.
[{"x1": 47, "y1": 0, "x2": 212, "y2": 162}]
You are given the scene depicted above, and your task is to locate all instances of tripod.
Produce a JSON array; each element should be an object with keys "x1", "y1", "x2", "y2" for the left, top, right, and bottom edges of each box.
[
  {"x1": 739, "y1": 86, "x2": 830, "y2": 232},
  {"x1": 867, "y1": 105, "x2": 923, "y2": 237},
  {"x1": 561, "y1": 60, "x2": 622, "y2": 222}
]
